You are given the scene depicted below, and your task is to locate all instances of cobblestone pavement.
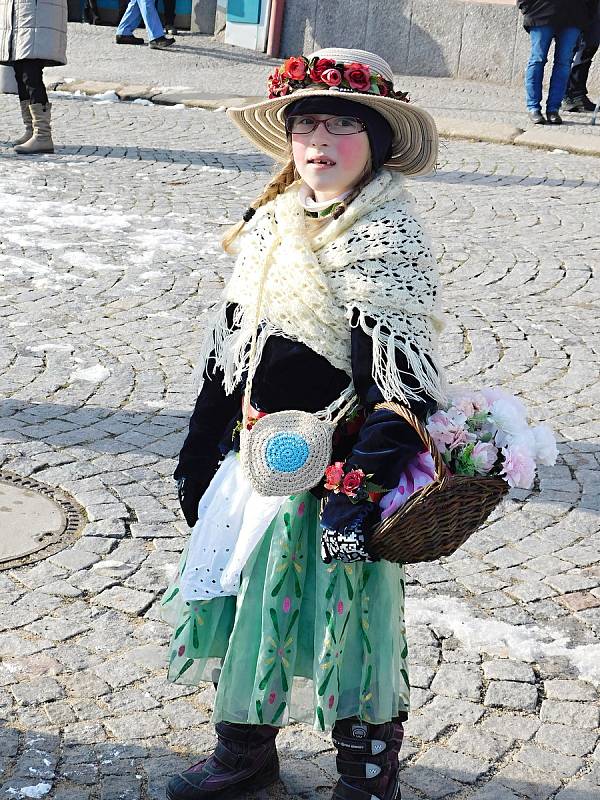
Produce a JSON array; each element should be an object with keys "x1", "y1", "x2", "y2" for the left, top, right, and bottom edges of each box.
[
  {"x1": 1, "y1": 93, "x2": 600, "y2": 800},
  {"x1": 43, "y1": 25, "x2": 600, "y2": 140}
]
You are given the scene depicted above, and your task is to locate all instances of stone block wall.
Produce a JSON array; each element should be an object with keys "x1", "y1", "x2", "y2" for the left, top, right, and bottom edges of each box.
[{"x1": 280, "y1": 0, "x2": 600, "y2": 91}]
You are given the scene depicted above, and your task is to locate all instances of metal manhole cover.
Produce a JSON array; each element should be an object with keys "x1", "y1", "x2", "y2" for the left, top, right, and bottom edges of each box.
[{"x1": 0, "y1": 472, "x2": 87, "y2": 569}]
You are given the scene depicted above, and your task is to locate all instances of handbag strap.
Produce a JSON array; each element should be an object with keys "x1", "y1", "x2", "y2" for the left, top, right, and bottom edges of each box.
[
  {"x1": 242, "y1": 223, "x2": 357, "y2": 430},
  {"x1": 374, "y1": 401, "x2": 445, "y2": 481}
]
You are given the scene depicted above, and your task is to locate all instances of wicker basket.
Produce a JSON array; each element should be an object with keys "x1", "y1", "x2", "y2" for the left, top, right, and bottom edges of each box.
[{"x1": 369, "y1": 401, "x2": 509, "y2": 564}]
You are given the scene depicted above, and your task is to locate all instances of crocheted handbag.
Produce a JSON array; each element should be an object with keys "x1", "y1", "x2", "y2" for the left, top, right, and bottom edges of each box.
[
  {"x1": 239, "y1": 232, "x2": 358, "y2": 496},
  {"x1": 240, "y1": 388, "x2": 358, "y2": 496}
]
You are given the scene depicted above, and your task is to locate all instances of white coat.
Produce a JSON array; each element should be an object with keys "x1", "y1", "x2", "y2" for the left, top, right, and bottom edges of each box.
[{"x1": 0, "y1": 0, "x2": 67, "y2": 66}]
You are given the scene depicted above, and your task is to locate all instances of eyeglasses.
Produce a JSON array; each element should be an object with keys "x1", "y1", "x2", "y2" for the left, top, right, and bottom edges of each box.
[{"x1": 285, "y1": 115, "x2": 367, "y2": 136}]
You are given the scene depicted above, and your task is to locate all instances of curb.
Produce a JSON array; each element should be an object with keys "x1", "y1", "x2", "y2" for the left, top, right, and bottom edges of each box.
[{"x1": 46, "y1": 79, "x2": 600, "y2": 158}]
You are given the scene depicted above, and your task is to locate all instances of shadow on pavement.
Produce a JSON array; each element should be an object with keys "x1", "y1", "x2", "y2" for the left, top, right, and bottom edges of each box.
[
  {"x1": 0, "y1": 399, "x2": 189, "y2": 459},
  {"x1": 0, "y1": 715, "x2": 591, "y2": 799}
]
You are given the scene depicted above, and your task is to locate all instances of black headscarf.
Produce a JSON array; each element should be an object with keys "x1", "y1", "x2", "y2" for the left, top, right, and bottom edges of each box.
[{"x1": 284, "y1": 96, "x2": 394, "y2": 172}]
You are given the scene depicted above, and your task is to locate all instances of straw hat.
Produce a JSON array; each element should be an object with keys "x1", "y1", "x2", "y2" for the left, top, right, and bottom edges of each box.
[{"x1": 227, "y1": 47, "x2": 438, "y2": 177}]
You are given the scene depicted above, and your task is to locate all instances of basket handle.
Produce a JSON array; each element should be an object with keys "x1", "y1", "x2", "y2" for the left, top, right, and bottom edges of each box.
[{"x1": 374, "y1": 401, "x2": 446, "y2": 482}]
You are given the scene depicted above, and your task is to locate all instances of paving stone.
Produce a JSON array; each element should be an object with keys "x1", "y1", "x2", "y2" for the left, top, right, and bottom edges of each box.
[
  {"x1": 104, "y1": 711, "x2": 169, "y2": 740},
  {"x1": 543, "y1": 679, "x2": 598, "y2": 702},
  {"x1": 540, "y1": 700, "x2": 600, "y2": 730},
  {"x1": 484, "y1": 681, "x2": 538, "y2": 711},
  {"x1": 409, "y1": 666, "x2": 436, "y2": 689},
  {"x1": 92, "y1": 587, "x2": 156, "y2": 615},
  {"x1": 481, "y1": 714, "x2": 541, "y2": 741},
  {"x1": 415, "y1": 745, "x2": 491, "y2": 783},
  {"x1": 11, "y1": 677, "x2": 65, "y2": 706},
  {"x1": 446, "y1": 725, "x2": 515, "y2": 761},
  {"x1": 48, "y1": 549, "x2": 102, "y2": 572},
  {"x1": 554, "y1": 781, "x2": 600, "y2": 800},
  {"x1": 430, "y1": 664, "x2": 483, "y2": 701},
  {"x1": 482, "y1": 660, "x2": 536, "y2": 683},
  {"x1": 558, "y1": 591, "x2": 600, "y2": 612},
  {"x1": 515, "y1": 744, "x2": 584, "y2": 777},
  {"x1": 534, "y1": 724, "x2": 599, "y2": 757},
  {"x1": 495, "y1": 762, "x2": 562, "y2": 800},
  {"x1": 469, "y1": 782, "x2": 523, "y2": 800},
  {"x1": 400, "y1": 765, "x2": 463, "y2": 798}
]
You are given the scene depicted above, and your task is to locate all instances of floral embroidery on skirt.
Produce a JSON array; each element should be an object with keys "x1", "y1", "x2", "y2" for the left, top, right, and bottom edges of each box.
[{"x1": 160, "y1": 492, "x2": 410, "y2": 732}]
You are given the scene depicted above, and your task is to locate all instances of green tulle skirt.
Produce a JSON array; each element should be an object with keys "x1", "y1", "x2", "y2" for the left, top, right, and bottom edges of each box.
[{"x1": 160, "y1": 491, "x2": 410, "y2": 732}]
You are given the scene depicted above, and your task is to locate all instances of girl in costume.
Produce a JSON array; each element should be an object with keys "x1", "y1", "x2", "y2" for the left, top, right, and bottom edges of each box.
[{"x1": 161, "y1": 47, "x2": 446, "y2": 800}]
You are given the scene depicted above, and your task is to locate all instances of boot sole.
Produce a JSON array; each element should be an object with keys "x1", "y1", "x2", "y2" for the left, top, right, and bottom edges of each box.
[{"x1": 165, "y1": 765, "x2": 280, "y2": 800}]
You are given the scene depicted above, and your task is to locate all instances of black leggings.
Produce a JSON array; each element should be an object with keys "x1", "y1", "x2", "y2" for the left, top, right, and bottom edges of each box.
[{"x1": 13, "y1": 59, "x2": 49, "y2": 106}]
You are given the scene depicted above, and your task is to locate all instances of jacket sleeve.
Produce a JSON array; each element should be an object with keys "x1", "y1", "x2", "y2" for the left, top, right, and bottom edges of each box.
[
  {"x1": 320, "y1": 309, "x2": 438, "y2": 548},
  {"x1": 174, "y1": 303, "x2": 242, "y2": 524}
]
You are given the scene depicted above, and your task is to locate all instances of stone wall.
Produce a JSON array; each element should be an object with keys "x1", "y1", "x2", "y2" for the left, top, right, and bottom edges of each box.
[{"x1": 280, "y1": 0, "x2": 600, "y2": 91}]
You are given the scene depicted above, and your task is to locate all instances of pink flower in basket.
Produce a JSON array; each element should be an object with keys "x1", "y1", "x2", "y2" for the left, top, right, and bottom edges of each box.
[
  {"x1": 426, "y1": 409, "x2": 470, "y2": 452},
  {"x1": 471, "y1": 441, "x2": 498, "y2": 474},
  {"x1": 380, "y1": 451, "x2": 436, "y2": 520},
  {"x1": 501, "y1": 444, "x2": 536, "y2": 489}
]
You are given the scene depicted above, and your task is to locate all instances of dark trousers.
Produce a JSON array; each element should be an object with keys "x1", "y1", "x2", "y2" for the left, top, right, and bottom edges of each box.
[
  {"x1": 12, "y1": 60, "x2": 48, "y2": 106},
  {"x1": 162, "y1": 0, "x2": 175, "y2": 27},
  {"x1": 567, "y1": 15, "x2": 600, "y2": 99}
]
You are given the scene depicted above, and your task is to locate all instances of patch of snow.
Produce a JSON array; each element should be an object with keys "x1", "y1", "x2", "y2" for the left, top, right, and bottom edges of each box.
[
  {"x1": 19, "y1": 784, "x2": 52, "y2": 799},
  {"x1": 92, "y1": 90, "x2": 120, "y2": 103},
  {"x1": 132, "y1": 98, "x2": 153, "y2": 106},
  {"x1": 70, "y1": 364, "x2": 110, "y2": 382},
  {"x1": 405, "y1": 594, "x2": 600, "y2": 686},
  {"x1": 27, "y1": 343, "x2": 72, "y2": 353},
  {"x1": 169, "y1": 103, "x2": 186, "y2": 110}
]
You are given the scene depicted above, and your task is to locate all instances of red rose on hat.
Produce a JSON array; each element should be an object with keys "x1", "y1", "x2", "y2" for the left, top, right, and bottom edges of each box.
[
  {"x1": 309, "y1": 57, "x2": 336, "y2": 83},
  {"x1": 267, "y1": 69, "x2": 291, "y2": 98},
  {"x1": 321, "y1": 68, "x2": 342, "y2": 87},
  {"x1": 344, "y1": 63, "x2": 371, "y2": 92},
  {"x1": 342, "y1": 469, "x2": 365, "y2": 498},
  {"x1": 282, "y1": 56, "x2": 308, "y2": 81}
]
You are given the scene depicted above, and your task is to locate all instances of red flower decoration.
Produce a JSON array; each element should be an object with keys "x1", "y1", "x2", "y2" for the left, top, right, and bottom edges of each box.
[
  {"x1": 321, "y1": 68, "x2": 342, "y2": 87},
  {"x1": 282, "y1": 56, "x2": 308, "y2": 81},
  {"x1": 344, "y1": 63, "x2": 371, "y2": 92},
  {"x1": 342, "y1": 469, "x2": 366, "y2": 498},
  {"x1": 377, "y1": 78, "x2": 390, "y2": 97},
  {"x1": 324, "y1": 461, "x2": 345, "y2": 490},
  {"x1": 309, "y1": 57, "x2": 336, "y2": 83}
]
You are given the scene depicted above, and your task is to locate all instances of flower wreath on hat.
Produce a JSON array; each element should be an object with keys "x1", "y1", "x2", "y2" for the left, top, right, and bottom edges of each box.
[{"x1": 268, "y1": 55, "x2": 410, "y2": 102}]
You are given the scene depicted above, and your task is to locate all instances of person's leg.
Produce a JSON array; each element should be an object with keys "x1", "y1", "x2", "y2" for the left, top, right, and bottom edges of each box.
[
  {"x1": 10, "y1": 63, "x2": 34, "y2": 146},
  {"x1": 565, "y1": 17, "x2": 600, "y2": 105},
  {"x1": 331, "y1": 715, "x2": 406, "y2": 800},
  {"x1": 116, "y1": 0, "x2": 143, "y2": 36},
  {"x1": 525, "y1": 25, "x2": 554, "y2": 111},
  {"x1": 14, "y1": 61, "x2": 53, "y2": 154},
  {"x1": 166, "y1": 722, "x2": 279, "y2": 800},
  {"x1": 136, "y1": 0, "x2": 166, "y2": 42},
  {"x1": 163, "y1": 0, "x2": 176, "y2": 28},
  {"x1": 19, "y1": 59, "x2": 48, "y2": 106},
  {"x1": 547, "y1": 26, "x2": 582, "y2": 113}
]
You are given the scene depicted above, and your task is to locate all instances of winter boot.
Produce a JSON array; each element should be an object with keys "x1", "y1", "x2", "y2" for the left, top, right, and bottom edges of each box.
[
  {"x1": 332, "y1": 716, "x2": 406, "y2": 800},
  {"x1": 166, "y1": 722, "x2": 280, "y2": 800},
  {"x1": 12, "y1": 101, "x2": 33, "y2": 146},
  {"x1": 14, "y1": 103, "x2": 54, "y2": 154}
]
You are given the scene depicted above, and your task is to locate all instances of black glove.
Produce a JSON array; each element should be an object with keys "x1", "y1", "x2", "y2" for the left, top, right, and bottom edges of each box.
[
  {"x1": 177, "y1": 477, "x2": 204, "y2": 528},
  {"x1": 320, "y1": 494, "x2": 380, "y2": 564}
]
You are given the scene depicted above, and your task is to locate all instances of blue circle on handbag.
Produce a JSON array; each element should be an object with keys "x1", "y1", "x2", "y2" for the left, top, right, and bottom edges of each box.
[{"x1": 265, "y1": 433, "x2": 310, "y2": 473}]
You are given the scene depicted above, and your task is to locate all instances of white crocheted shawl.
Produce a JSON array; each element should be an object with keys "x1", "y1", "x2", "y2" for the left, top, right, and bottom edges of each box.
[{"x1": 197, "y1": 169, "x2": 447, "y2": 405}]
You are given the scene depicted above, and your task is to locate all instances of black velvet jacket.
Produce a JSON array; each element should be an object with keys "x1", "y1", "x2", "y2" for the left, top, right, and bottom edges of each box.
[{"x1": 175, "y1": 303, "x2": 437, "y2": 533}]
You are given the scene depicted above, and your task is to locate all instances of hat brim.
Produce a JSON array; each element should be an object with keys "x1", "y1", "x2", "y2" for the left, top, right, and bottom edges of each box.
[{"x1": 227, "y1": 88, "x2": 438, "y2": 177}]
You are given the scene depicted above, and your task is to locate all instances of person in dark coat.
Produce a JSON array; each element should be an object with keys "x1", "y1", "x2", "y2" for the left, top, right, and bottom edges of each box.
[
  {"x1": 563, "y1": 0, "x2": 600, "y2": 111},
  {"x1": 518, "y1": 0, "x2": 593, "y2": 124}
]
